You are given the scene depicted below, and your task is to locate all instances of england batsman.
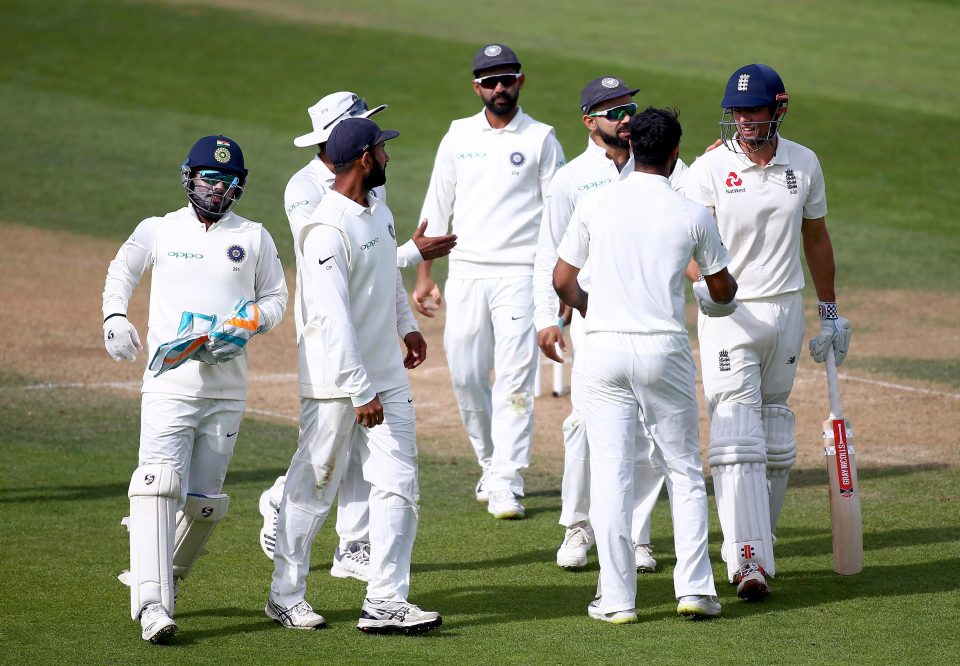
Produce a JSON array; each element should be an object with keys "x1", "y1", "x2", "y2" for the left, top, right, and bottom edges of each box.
[
  {"x1": 102, "y1": 135, "x2": 288, "y2": 643},
  {"x1": 684, "y1": 64, "x2": 851, "y2": 600}
]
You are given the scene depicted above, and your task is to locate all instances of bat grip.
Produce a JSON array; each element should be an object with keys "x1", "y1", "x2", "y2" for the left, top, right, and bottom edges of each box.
[{"x1": 826, "y1": 346, "x2": 843, "y2": 419}]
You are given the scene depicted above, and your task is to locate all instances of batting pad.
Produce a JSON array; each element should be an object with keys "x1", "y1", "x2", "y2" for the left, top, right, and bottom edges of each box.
[
  {"x1": 762, "y1": 405, "x2": 797, "y2": 533},
  {"x1": 128, "y1": 464, "x2": 181, "y2": 619},
  {"x1": 706, "y1": 401, "x2": 766, "y2": 466},
  {"x1": 172, "y1": 493, "x2": 229, "y2": 578},
  {"x1": 712, "y1": 462, "x2": 775, "y2": 581},
  {"x1": 148, "y1": 311, "x2": 217, "y2": 376}
]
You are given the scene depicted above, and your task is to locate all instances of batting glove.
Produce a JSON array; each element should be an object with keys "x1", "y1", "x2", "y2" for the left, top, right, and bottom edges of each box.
[
  {"x1": 205, "y1": 300, "x2": 263, "y2": 363},
  {"x1": 103, "y1": 315, "x2": 142, "y2": 362},
  {"x1": 808, "y1": 301, "x2": 851, "y2": 366},
  {"x1": 692, "y1": 279, "x2": 738, "y2": 317}
]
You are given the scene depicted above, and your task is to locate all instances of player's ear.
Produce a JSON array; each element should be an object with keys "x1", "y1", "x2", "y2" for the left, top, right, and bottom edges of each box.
[
  {"x1": 582, "y1": 115, "x2": 596, "y2": 132},
  {"x1": 472, "y1": 81, "x2": 483, "y2": 97}
]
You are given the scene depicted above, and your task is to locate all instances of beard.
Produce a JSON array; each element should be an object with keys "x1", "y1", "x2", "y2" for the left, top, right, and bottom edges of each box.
[
  {"x1": 597, "y1": 124, "x2": 629, "y2": 150},
  {"x1": 483, "y1": 89, "x2": 519, "y2": 117},
  {"x1": 363, "y1": 159, "x2": 387, "y2": 190}
]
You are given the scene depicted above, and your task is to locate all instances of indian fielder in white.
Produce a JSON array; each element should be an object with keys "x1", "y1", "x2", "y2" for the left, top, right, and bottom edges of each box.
[
  {"x1": 535, "y1": 76, "x2": 688, "y2": 571},
  {"x1": 257, "y1": 92, "x2": 456, "y2": 581},
  {"x1": 266, "y1": 118, "x2": 441, "y2": 634},
  {"x1": 684, "y1": 63, "x2": 851, "y2": 600},
  {"x1": 414, "y1": 43, "x2": 565, "y2": 519},
  {"x1": 102, "y1": 135, "x2": 288, "y2": 643},
  {"x1": 554, "y1": 107, "x2": 737, "y2": 623}
]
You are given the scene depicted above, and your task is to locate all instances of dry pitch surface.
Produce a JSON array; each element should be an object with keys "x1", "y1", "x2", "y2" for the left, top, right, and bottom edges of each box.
[{"x1": 4, "y1": 221, "x2": 957, "y2": 476}]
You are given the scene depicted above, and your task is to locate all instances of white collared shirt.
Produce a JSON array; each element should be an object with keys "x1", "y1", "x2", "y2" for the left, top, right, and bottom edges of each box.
[
  {"x1": 285, "y1": 158, "x2": 421, "y2": 335},
  {"x1": 533, "y1": 138, "x2": 688, "y2": 331},
  {"x1": 297, "y1": 191, "x2": 419, "y2": 405},
  {"x1": 419, "y1": 107, "x2": 566, "y2": 278},
  {"x1": 102, "y1": 206, "x2": 288, "y2": 399},
  {"x1": 557, "y1": 172, "x2": 729, "y2": 335},
  {"x1": 684, "y1": 137, "x2": 827, "y2": 299}
]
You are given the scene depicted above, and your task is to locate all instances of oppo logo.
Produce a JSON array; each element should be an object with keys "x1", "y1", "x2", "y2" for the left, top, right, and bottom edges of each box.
[
  {"x1": 360, "y1": 237, "x2": 379, "y2": 250},
  {"x1": 456, "y1": 152, "x2": 487, "y2": 159},
  {"x1": 168, "y1": 251, "x2": 204, "y2": 259},
  {"x1": 578, "y1": 178, "x2": 612, "y2": 191}
]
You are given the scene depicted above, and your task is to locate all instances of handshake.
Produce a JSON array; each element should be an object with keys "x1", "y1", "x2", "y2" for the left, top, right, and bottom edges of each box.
[{"x1": 103, "y1": 300, "x2": 264, "y2": 376}]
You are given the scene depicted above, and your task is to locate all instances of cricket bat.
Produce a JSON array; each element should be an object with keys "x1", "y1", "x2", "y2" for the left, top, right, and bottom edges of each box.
[{"x1": 823, "y1": 346, "x2": 864, "y2": 575}]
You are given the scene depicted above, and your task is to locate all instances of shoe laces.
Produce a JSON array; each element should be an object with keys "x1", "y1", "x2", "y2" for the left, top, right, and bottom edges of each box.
[
  {"x1": 563, "y1": 525, "x2": 590, "y2": 548},
  {"x1": 345, "y1": 542, "x2": 371, "y2": 564},
  {"x1": 734, "y1": 562, "x2": 767, "y2": 582},
  {"x1": 291, "y1": 600, "x2": 314, "y2": 616},
  {"x1": 488, "y1": 490, "x2": 515, "y2": 504}
]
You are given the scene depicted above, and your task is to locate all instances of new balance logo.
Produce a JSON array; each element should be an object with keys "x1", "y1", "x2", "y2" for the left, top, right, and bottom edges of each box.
[
  {"x1": 786, "y1": 356, "x2": 796, "y2": 365},
  {"x1": 719, "y1": 350, "x2": 731, "y2": 372}
]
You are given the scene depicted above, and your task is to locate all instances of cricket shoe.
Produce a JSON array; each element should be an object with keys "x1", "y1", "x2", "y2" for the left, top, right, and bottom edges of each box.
[
  {"x1": 357, "y1": 599, "x2": 442, "y2": 635},
  {"x1": 475, "y1": 469, "x2": 492, "y2": 502},
  {"x1": 677, "y1": 595, "x2": 722, "y2": 619},
  {"x1": 556, "y1": 522, "x2": 594, "y2": 569},
  {"x1": 258, "y1": 487, "x2": 279, "y2": 560},
  {"x1": 330, "y1": 542, "x2": 371, "y2": 582},
  {"x1": 487, "y1": 490, "x2": 525, "y2": 519},
  {"x1": 265, "y1": 598, "x2": 327, "y2": 630},
  {"x1": 140, "y1": 603, "x2": 179, "y2": 644},
  {"x1": 733, "y1": 562, "x2": 770, "y2": 601},
  {"x1": 634, "y1": 543, "x2": 657, "y2": 573},
  {"x1": 587, "y1": 599, "x2": 638, "y2": 625}
]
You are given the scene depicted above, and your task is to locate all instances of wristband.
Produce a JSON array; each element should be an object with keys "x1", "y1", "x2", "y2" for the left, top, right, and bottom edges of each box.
[
  {"x1": 557, "y1": 317, "x2": 565, "y2": 335},
  {"x1": 817, "y1": 301, "x2": 838, "y2": 320},
  {"x1": 103, "y1": 313, "x2": 127, "y2": 323}
]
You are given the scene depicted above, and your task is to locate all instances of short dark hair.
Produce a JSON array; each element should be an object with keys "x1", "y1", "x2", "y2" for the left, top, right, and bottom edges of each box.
[{"x1": 629, "y1": 107, "x2": 682, "y2": 167}]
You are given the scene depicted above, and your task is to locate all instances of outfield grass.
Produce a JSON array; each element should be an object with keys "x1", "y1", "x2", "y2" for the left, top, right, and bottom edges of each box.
[
  {"x1": 1, "y1": 0, "x2": 958, "y2": 289},
  {"x1": 1, "y1": 386, "x2": 958, "y2": 664}
]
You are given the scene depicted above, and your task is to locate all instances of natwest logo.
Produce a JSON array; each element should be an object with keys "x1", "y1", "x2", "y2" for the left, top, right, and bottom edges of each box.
[{"x1": 725, "y1": 172, "x2": 742, "y2": 187}]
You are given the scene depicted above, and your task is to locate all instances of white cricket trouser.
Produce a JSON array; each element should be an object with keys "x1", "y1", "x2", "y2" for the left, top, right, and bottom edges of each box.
[
  {"x1": 271, "y1": 386, "x2": 419, "y2": 606},
  {"x1": 699, "y1": 292, "x2": 804, "y2": 578},
  {"x1": 584, "y1": 332, "x2": 716, "y2": 612},
  {"x1": 559, "y1": 312, "x2": 666, "y2": 547},
  {"x1": 444, "y1": 276, "x2": 536, "y2": 495},
  {"x1": 138, "y1": 392, "x2": 245, "y2": 502}
]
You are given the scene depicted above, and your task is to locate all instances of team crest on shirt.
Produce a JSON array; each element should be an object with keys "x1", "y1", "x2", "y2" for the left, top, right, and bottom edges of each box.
[
  {"x1": 227, "y1": 244, "x2": 246, "y2": 263},
  {"x1": 509, "y1": 151, "x2": 526, "y2": 167},
  {"x1": 719, "y1": 349, "x2": 731, "y2": 372},
  {"x1": 785, "y1": 168, "x2": 798, "y2": 194},
  {"x1": 388, "y1": 224, "x2": 396, "y2": 239}
]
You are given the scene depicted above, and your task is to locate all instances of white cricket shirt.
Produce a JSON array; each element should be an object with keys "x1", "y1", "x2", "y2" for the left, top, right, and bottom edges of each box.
[
  {"x1": 533, "y1": 137, "x2": 688, "y2": 331},
  {"x1": 419, "y1": 107, "x2": 566, "y2": 278},
  {"x1": 684, "y1": 137, "x2": 827, "y2": 300},
  {"x1": 557, "y1": 172, "x2": 729, "y2": 335},
  {"x1": 297, "y1": 190, "x2": 419, "y2": 406},
  {"x1": 102, "y1": 206, "x2": 288, "y2": 399}
]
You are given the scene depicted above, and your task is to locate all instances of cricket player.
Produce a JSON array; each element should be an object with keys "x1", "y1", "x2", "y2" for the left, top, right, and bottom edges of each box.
[
  {"x1": 266, "y1": 118, "x2": 441, "y2": 634},
  {"x1": 534, "y1": 76, "x2": 688, "y2": 570},
  {"x1": 102, "y1": 135, "x2": 288, "y2": 643},
  {"x1": 684, "y1": 64, "x2": 851, "y2": 600},
  {"x1": 414, "y1": 43, "x2": 565, "y2": 519},
  {"x1": 257, "y1": 92, "x2": 456, "y2": 582},
  {"x1": 553, "y1": 108, "x2": 736, "y2": 622}
]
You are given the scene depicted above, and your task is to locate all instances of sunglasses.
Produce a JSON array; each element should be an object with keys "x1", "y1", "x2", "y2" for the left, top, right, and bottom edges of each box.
[
  {"x1": 322, "y1": 95, "x2": 369, "y2": 130},
  {"x1": 196, "y1": 170, "x2": 240, "y2": 187},
  {"x1": 587, "y1": 102, "x2": 638, "y2": 121},
  {"x1": 473, "y1": 73, "x2": 522, "y2": 89}
]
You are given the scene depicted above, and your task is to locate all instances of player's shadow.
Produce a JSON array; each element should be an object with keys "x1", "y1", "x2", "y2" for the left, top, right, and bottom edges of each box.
[
  {"x1": 412, "y1": 547, "x2": 559, "y2": 574},
  {"x1": 775, "y1": 525, "x2": 960, "y2": 558},
  {"x1": 769, "y1": 462, "x2": 949, "y2": 490}
]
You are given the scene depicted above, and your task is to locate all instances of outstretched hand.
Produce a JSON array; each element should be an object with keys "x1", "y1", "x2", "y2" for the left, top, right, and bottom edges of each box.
[{"x1": 411, "y1": 219, "x2": 457, "y2": 261}]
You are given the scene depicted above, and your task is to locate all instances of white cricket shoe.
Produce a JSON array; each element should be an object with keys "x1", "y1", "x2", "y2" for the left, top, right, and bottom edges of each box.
[
  {"x1": 258, "y1": 487, "x2": 279, "y2": 561},
  {"x1": 140, "y1": 603, "x2": 178, "y2": 644},
  {"x1": 556, "y1": 522, "x2": 594, "y2": 569},
  {"x1": 357, "y1": 599, "x2": 442, "y2": 635},
  {"x1": 330, "y1": 542, "x2": 371, "y2": 582},
  {"x1": 733, "y1": 562, "x2": 770, "y2": 601},
  {"x1": 634, "y1": 543, "x2": 657, "y2": 573},
  {"x1": 677, "y1": 595, "x2": 722, "y2": 619},
  {"x1": 587, "y1": 599, "x2": 638, "y2": 625},
  {"x1": 487, "y1": 490, "x2": 525, "y2": 519},
  {"x1": 475, "y1": 469, "x2": 492, "y2": 502},
  {"x1": 265, "y1": 598, "x2": 327, "y2": 629}
]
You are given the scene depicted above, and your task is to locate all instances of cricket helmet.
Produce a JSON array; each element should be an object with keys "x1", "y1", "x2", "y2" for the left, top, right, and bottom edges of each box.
[
  {"x1": 180, "y1": 135, "x2": 247, "y2": 219},
  {"x1": 719, "y1": 64, "x2": 789, "y2": 154}
]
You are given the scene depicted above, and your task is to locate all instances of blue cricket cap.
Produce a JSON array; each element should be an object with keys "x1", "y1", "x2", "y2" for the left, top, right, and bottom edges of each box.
[
  {"x1": 183, "y1": 135, "x2": 247, "y2": 177},
  {"x1": 326, "y1": 118, "x2": 399, "y2": 168},
  {"x1": 721, "y1": 64, "x2": 786, "y2": 109}
]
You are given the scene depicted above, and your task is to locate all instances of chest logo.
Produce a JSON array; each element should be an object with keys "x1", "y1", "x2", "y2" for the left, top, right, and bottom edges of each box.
[
  {"x1": 227, "y1": 245, "x2": 246, "y2": 263},
  {"x1": 725, "y1": 172, "x2": 743, "y2": 187},
  {"x1": 785, "y1": 168, "x2": 798, "y2": 194},
  {"x1": 578, "y1": 178, "x2": 612, "y2": 191},
  {"x1": 388, "y1": 224, "x2": 396, "y2": 240},
  {"x1": 360, "y1": 237, "x2": 379, "y2": 251},
  {"x1": 167, "y1": 251, "x2": 203, "y2": 260},
  {"x1": 509, "y1": 151, "x2": 526, "y2": 167},
  {"x1": 719, "y1": 349, "x2": 731, "y2": 372}
]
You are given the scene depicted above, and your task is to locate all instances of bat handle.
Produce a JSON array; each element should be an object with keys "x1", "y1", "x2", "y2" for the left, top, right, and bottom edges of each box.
[{"x1": 826, "y1": 346, "x2": 843, "y2": 420}]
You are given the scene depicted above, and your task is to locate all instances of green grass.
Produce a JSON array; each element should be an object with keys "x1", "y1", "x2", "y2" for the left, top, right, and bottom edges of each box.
[
  {"x1": 844, "y1": 356, "x2": 960, "y2": 388},
  {"x1": 1, "y1": 386, "x2": 959, "y2": 664},
  {"x1": 1, "y1": 0, "x2": 959, "y2": 289}
]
